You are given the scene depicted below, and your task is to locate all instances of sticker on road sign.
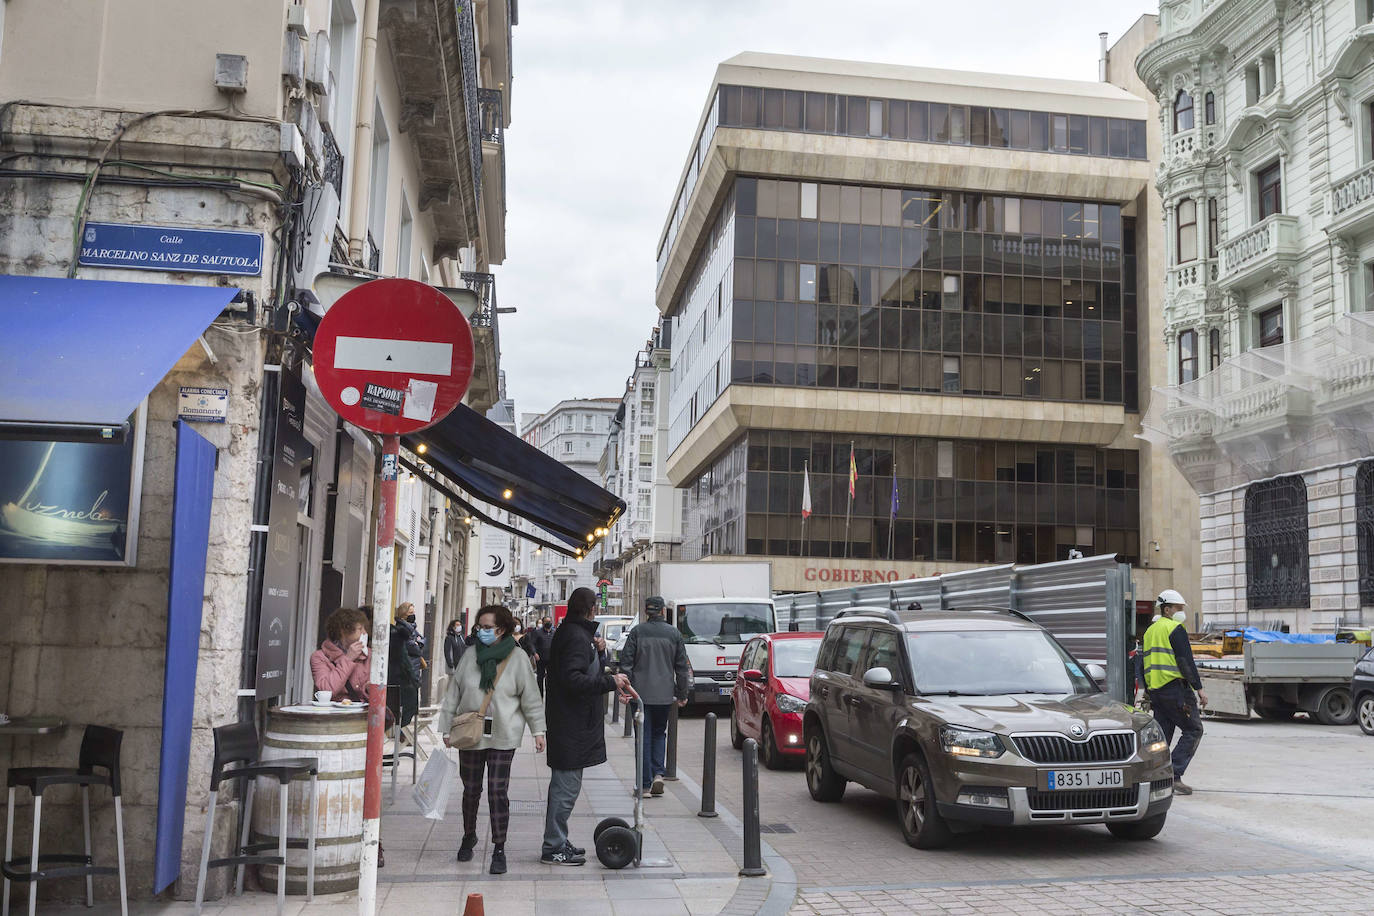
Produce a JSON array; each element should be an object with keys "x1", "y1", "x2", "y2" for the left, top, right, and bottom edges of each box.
[
  {"x1": 381, "y1": 453, "x2": 397, "y2": 481},
  {"x1": 403, "y1": 378, "x2": 438, "y2": 422},
  {"x1": 361, "y1": 382, "x2": 403, "y2": 415}
]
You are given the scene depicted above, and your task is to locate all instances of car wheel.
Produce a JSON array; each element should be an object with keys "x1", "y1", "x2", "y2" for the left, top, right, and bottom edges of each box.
[
  {"x1": 1314, "y1": 686, "x2": 1357, "y2": 727},
  {"x1": 1358, "y1": 695, "x2": 1374, "y2": 737},
  {"x1": 1107, "y1": 812, "x2": 1167, "y2": 840},
  {"x1": 760, "y1": 718, "x2": 782, "y2": 770},
  {"x1": 895, "y1": 753, "x2": 951, "y2": 849},
  {"x1": 804, "y1": 726, "x2": 846, "y2": 802},
  {"x1": 730, "y1": 704, "x2": 745, "y2": 750}
]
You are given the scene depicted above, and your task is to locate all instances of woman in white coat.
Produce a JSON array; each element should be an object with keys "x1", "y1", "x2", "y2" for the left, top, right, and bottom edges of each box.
[{"x1": 436, "y1": 603, "x2": 546, "y2": 875}]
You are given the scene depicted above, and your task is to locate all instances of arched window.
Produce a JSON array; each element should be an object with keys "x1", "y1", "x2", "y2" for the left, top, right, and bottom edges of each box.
[
  {"x1": 1245, "y1": 475, "x2": 1310, "y2": 610},
  {"x1": 1204, "y1": 91, "x2": 1216, "y2": 125},
  {"x1": 1176, "y1": 199, "x2": 1197, "y2": 264},
  {"x1": 1178, "y1": 329, "x2": 1199, "y2": 383},
  {"x1": 1174, "y1": 90, "x2": 1195, "y2": 132},
  {"x1": 1358, "y1": 461, "x2": 1374, "y2": 606}
]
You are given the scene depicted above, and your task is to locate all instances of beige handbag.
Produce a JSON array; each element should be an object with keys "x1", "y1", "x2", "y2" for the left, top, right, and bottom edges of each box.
[{"x1": 448, "y1": 655, "x2": 514, "y2": 750}]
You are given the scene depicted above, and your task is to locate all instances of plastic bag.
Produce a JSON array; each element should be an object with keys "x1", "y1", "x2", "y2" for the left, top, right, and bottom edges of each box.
[{"x1": 413, "y1": 748, "x2": 456, "y2": 820}]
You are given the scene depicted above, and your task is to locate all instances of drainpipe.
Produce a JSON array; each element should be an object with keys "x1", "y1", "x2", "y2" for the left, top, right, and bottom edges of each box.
[
  {"x1": 347, "y1": 0, "x2": 381, "y2": 262},
  {"x1": 1099, "y1": 32, "x2": 1109, "y2": 82}
]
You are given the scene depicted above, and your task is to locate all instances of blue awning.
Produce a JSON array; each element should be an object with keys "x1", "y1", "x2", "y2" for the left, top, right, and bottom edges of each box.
[
  {"x1": 403, "y1": 404, "x2": 625, "y2": 551},
  {"x1": 0, "y1": 275, "x2": 240, "y2": 427}
]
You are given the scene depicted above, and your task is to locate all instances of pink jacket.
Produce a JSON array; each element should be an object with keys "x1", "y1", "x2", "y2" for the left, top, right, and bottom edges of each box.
[{"x1": 310, "y1": 640, "x2": 370, "y2": 701}]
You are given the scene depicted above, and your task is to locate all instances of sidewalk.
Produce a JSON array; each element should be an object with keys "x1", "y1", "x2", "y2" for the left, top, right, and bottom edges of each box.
[{"x1": 48, "y1": 709, "x2": 778, "y2": 916}]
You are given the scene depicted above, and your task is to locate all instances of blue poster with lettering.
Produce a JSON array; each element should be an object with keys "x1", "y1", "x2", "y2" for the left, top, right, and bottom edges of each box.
[{"x1": 79, "y1": 222, "x2": 264, "y2": 276}]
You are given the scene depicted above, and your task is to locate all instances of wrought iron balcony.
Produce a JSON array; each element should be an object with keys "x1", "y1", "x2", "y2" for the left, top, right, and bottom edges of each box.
[
  {"x1": 321, "y1": 128, "x2": 344, "y2": 200},
  {"x1": 1217, "y1": 214, "x2": 1300, "y2": 290},
  {"x1": 365, "y1": 232, "x2": 380, "y2": 273},
  {"x1": 460, "y1": 270, "x2": 496, "y2": 327}
]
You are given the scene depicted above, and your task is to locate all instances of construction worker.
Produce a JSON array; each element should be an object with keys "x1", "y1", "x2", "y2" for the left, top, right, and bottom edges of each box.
[{"x1": 1142, "y1": 589, "x2": 1208, "y2": 795}]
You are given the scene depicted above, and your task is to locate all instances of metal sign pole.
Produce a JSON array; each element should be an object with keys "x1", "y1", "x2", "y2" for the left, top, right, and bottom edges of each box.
[{"x1": 358, "y1": 433, "x2": 399, "y2": 916}]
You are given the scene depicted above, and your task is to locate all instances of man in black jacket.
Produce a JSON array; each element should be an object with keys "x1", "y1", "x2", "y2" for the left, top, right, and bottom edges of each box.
[
  {"x1": 541, "y1": 587, "x2": 630, "y2": 866},
  {"x1": 529, "y1": 616, "x2": 554, "y2": 696}
]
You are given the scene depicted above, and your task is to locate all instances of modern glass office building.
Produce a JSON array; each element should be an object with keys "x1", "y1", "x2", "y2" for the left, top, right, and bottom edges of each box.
[{"x1": 658, "y1": 52, "x2": 1197, "y2": 598}]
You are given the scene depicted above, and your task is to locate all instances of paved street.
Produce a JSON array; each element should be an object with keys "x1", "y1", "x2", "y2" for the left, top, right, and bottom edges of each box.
[{"x1": 41, "y1": 708, "x2": 1374, "y2": 915}]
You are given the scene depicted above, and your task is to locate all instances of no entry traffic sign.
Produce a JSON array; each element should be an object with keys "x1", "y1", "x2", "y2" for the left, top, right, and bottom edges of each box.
[{"x1": 312, "y1": 278, "x2": 474, "y2": 435}]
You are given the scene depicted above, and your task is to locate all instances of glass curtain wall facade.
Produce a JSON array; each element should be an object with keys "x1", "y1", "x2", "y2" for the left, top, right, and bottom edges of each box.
[
  {"x1": 684, "y1": 431, "x2": 1140, "y2": 565},
  {"x1": 731, "y1": 177, "x2": 1138, "y2": 408}
]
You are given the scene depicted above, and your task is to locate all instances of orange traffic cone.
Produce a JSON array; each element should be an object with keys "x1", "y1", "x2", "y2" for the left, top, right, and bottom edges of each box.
[{"x1": 462, "y1": 892, "x2": 485, "y2": 916}]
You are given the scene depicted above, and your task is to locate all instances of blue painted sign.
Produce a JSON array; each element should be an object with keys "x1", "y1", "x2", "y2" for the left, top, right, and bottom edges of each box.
[{"x1": 79, "y1": 222, "x2": 264, "y2": 276}]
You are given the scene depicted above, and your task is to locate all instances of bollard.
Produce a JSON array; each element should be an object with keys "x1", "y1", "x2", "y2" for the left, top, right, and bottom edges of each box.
[
  {"x1": 739, "y1": 738, "x2": 766, "y2": 877},
  {"x1": 664, "y1": 702, "x2": 679, "y2": 779},
  {"x1": 610, "y1": 690, "x2": 620, "y2": 723},
  {"x1": 698, "y1": 712, "x2": 718, "y2": 818},
  {"x1": 623, "y1": 697, "x2": 634, "y2": 737}
]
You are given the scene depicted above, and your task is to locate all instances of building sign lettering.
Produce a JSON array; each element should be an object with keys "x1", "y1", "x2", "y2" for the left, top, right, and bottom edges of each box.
[
  {"x1": 79, "y1": 222, "x2": 264, "y2": 276},
  {"x1": 803, "y1": 566, "x2": 901, "y2": 584}
]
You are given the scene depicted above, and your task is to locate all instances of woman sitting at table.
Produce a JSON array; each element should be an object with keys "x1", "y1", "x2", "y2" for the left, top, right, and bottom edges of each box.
[{"x1": 311, "y1": 607, "x2": 371, "y2": 702}]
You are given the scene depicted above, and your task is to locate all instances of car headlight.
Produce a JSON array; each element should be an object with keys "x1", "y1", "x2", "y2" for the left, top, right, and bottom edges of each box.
[
  {"x1": 1141, "y1": 720, "x2": 1168, "y2": 755},
  {"x1": 939, "y1": 725, "x2": 1005, "y2": 759},
  {"x1": 774, "y1": 693, "x2": 806, "y2": 714}
]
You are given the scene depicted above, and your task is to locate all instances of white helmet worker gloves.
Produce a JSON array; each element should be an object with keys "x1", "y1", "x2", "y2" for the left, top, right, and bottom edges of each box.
[{"x1": 1156, "y1": 588, "x2": 1188, "y2": 624}]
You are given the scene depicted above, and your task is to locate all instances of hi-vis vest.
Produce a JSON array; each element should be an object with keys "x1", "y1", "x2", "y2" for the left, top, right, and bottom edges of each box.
[{"x1": 1143, "y1": 617, "x2": 1184, "y2": 691}]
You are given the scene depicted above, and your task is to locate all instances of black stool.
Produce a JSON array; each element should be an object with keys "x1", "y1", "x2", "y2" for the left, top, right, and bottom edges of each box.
[
  {"x1": 193, "y1": 722, "x2": 318, "y2": 916},
  {"x1": 2, "y1": 724, "x2": 127, "y2": 916}
]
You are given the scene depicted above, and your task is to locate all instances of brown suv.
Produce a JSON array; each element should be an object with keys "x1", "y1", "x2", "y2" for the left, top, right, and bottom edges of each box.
[{"x1": 803, "y1": 608, "x2": 1173, "y2": 848}]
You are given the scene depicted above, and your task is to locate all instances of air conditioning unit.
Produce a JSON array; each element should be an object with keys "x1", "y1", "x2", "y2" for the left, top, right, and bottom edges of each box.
[
  {"x1": 307, "y1": 30, "x2": 330, "y2": 92},
  {"x1": 293, "y1": 181, "x2": 341, "y2": 292},
  {"x1": 282, "y1": 33, "x2": 304, "y2": 88}
]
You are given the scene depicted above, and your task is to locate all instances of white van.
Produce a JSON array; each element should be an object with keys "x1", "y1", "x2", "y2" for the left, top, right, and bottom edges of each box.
[{"x1": 668, "y1": 597, "x2": 777, "y2": 706}]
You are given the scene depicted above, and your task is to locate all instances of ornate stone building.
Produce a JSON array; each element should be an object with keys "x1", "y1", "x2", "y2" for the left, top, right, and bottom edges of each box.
[{"x1": 1138, "y1": 0, "x2": 1374, "y2": 631}]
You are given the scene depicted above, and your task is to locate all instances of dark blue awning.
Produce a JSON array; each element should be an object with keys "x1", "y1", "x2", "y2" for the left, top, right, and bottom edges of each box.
[
  {"x1": 403, "y1": 404, "x2": 625, "y2": 551},
  {"x1": 0, "y1": 274, "x2": 239, "y2": 428}
]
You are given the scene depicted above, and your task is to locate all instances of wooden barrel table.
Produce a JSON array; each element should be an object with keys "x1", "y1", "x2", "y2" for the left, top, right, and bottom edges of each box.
[{"x1": 252, "y1": 704, "x2": 367, "y2": 894}]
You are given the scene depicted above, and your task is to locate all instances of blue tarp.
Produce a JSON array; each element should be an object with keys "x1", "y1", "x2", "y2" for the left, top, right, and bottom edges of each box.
[
  {"x1": 0, "y1": 274, "x2": 237, "y2": 426},
  {"x1": 1238, "y1": 627, "x2": 1335, "y2": 644},
  {"x1": 154, "y1": 421, "x2": 217, "y2": 893}
]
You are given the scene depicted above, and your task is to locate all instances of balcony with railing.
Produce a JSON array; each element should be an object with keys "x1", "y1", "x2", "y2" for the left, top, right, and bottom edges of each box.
[
  {"x1": 1329, "y1": 160, "x2": 1374, "y2": 235},
  {"x1": 1167, "y1": 259, "x2": 1217, "y2": 295},
  {"x1": 1217, "y1": 214, "x2": 1300, "y2": 290},
  {"x1": 460, "y1": 270, "x2": 501, "y2": 412},
  {"x1": 477, "y1": 87, "x2": 507, "y2": 264}
]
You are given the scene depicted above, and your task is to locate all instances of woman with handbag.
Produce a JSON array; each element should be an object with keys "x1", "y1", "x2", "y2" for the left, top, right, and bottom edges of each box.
[{"x1": 436, "y1": 604, "x2": 546, "y2": 875}]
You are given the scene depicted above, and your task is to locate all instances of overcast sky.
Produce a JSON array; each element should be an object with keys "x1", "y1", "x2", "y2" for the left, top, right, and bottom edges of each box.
[{"x1": 499, "y1": 0, "x2": 1150, "y2": 416}]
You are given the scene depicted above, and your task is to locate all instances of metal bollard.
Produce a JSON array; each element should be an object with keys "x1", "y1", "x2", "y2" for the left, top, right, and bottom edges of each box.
[
  {"x1": 610, "y1": 690, "x2": 620, "y2": 723},
  {"x1": 739, "y1": 738, "x2": 766, "y2": 877},
  {"x1": 624, "y1": 697, "x2": 634, "y2": 737},
  {"x1": 664, "y1": 702, "x2": 679, "y2": 779},
  {"x1": 698, "y1": 712, "x2": 718, "y2": 818}
]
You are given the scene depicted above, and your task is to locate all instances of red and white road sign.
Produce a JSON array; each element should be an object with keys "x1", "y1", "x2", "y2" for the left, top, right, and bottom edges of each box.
[{"x1": 312, "y1": 278, "x2": 474, "y2": 435}]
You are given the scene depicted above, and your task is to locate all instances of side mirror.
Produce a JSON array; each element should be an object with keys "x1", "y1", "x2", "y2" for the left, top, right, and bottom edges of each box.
[
  {"x1": 1085, "y1": 663, "x2": 1107, "y2": 683},
  {"x1": 862, "y1": 666, "x2": 898, "y2": 689},
  {"x1": 741, "y1": 669, "x2": 765, "y2": 683}
]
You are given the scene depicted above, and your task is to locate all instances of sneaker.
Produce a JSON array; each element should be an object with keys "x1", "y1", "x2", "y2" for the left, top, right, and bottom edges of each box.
[
  {"x1": 540, "y1": 848, "x2": 586, "y2": 866},
  {"x1": 489, "y1": 847, "x2": 507, "y2": 875},
  {"x1": 631, "y1": 786, "x2": 652, "y2": 798},
  {"x1": 651, "y1": 776, "x2": 665, "y2": 796},
  {"x1": 566, "y1": 842, "x2": 586, "y2": 856},
  {"x1": 1172, "y1": 779, "x2": 1194, "y2": 796},
  {"x1": 456, "y1": 833, "x2": 478, "y2": 862}
]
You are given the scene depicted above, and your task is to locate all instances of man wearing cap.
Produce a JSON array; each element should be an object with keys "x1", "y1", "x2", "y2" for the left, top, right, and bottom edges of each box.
[
  {"x1": 618, "y1": 596, "x2": 691, "y2": 797},
  {"x1": 1142, "y1": 588, "x2": 1208, "y2": 795}
]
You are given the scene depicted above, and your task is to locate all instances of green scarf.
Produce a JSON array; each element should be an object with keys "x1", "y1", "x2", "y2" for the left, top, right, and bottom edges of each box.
[{"x1": 475, "y1": 633, "x2": 518, "y2": 691}]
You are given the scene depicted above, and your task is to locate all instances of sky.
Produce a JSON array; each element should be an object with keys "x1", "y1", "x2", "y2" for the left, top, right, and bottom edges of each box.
[{"x1": 498, "y1": 0, "x2": 1151, "y2": 416}]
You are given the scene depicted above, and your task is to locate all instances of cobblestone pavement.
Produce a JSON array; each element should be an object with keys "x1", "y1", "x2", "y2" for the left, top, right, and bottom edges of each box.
[{"x1": 668, "y1": 707, "x2": 1374, "y2": 914}]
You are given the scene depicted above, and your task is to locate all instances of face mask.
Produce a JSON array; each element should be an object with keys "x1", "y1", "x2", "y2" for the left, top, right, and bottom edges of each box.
[
  {"x1": 1172, "y1": 611, "x2": 1188, "y2": 623},
  {"x1": 477, "y1": 627, "x2": 498, "y2": 645},
  {"x1": 406, "y1": 614, "x2": 417, "y2": 624}
]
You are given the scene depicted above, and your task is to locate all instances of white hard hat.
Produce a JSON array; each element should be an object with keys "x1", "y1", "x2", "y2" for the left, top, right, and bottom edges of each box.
[{"x1": 1157, "y1": 588, "x2": 1187, "y2": 607}]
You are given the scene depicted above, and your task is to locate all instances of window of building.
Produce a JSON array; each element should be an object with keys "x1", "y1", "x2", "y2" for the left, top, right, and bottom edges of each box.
[
  {"x1": 942, "y1": 357, "x2": 960, "y2": 392},
  {"x1": 800, "y1": 182, "x2": 817, "y2": 219},
  {"x1": 1204, "y1": 91, "x2": 1215, "y2": 125},
  {"x1": 639, "y1": 435, "x2": 654, "y2": 465},
  {"x1": 1178, "y1": 329, "x2": 1198, "y2": 383},
  {"x1": 1358, "y1": 461, "x2": 1374, "y2": 605},
  {"x1": 936, "y1": 440, "x2": 954, "y2": 478},
  {"x1": 1174, "y1": 90, "x2": 1194, "y2": 133},
  {"x1": 1259, "y1": 53, "x2": 1276, "y2": 97},
  {"x1": 1257, "y1": 305, "x2": 1284, "y2": 347},
  {"x1": 584, "y1": 415, "x2": 595, "y2": 431},
  {"x1": 1245, "y1": 475, "x2": 1310, "y2": 611},
  {"x1": 1257, "y1": 161, "x2": 1282, "y2": 220},
  {"x1": 395, "y1": 193, "x2": 413, "y2": 279},
  {"x1": 563, "y1": 414, "x2": 574, "y2": 431},
  {"x1": 367, "y1": 101, "x2": 390, "y2": 254},
  {"x1": 564, "y1": 440, "x2": 573, "y2": 454},
  {"x1": 1176, "y1": 199, "x2": 1197, "y2": 264},
  {"x1": 1209, "y1": 328, "x2": 1222, "y2": 370},
  {"x1": 1245, "y1": 65, "x2": 1260, "y2": 106},
  {"x1": 941, "y1": 274, "x2": 961, "y2": 310},
  {"x1": 1366, "y1": 0, "x2": 1374, "y2": 24},
  {"x1": 1207, "y1": 198, "x2": 1218, "y2": 258}
]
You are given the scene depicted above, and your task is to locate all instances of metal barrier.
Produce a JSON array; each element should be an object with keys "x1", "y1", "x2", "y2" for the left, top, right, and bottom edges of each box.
[
  {"x1": 739, "y1": 738, "x2": 766, "y2": 877},
  {"x1": 699, "y1": 713, "x2": 718, "y2": 818},
  {"x1": 777, "y1": 553, "x2": 1134, "y2": 702}
]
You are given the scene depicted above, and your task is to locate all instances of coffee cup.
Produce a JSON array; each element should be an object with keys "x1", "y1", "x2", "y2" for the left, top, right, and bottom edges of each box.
[{"x1": 314, "y1": 690, "x2": 331, "y2": 703}]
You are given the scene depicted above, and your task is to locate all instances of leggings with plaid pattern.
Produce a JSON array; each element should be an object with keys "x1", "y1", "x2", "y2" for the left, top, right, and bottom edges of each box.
[{"x1": 458, "y1": 747, "x2": 517, "y2": 844}]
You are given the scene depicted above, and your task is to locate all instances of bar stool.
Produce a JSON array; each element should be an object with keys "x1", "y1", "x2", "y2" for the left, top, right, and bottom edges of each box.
[
  {"x1": 2, "y1": 724, "x2": 128, "y2": 916},
  {"x1": 193, "y1": 722, "x2": 318, "y2": 916},
  {"x1": 385, "y1": 684, "x2": 418, "y2": 804}
]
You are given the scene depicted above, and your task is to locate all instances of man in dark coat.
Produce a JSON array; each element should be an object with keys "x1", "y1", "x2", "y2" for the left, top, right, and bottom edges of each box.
[
  {"x1": 529, "y1": 616, "x2": 555, "y2": 696},
  {"x1": 541, "y1": 587, "x2": 629, "y2": 865}
]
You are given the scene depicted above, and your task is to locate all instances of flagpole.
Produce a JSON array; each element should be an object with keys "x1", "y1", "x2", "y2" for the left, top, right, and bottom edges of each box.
[
  {"x1": 844, "y1": 440, "x2": 854, "y2": 560},
  {"x1": 888, "y1": 460, "x2": 896, "y2": 561}
]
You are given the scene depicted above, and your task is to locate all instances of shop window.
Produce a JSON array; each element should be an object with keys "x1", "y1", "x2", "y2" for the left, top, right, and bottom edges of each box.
[
  {"x1": 1178, "y1": 329, "x2": 1198, "y2": 383},
  {"x1": 1257, "y1": 161, "x2": 1282, "y2": 220},
  {"x1": 1358, "y1": 461, "x2": 1374, "y2": 606},
  {"x1": 1173, "y1": 90, "x2": 1194, "y2": 133},
  {"x1": 1257, "y1": 305, "x2": 1283, "y2": 347},
  {"x1": 1176, "y1": 199, "x2": 1197, "y2": 264},
  {"x1": 1245, "y1": 475, "x2": 1310, "y2": 611}
]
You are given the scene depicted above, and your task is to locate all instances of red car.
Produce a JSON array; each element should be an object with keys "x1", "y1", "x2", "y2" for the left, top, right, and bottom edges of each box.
[{"x1": 730, "y1": 632, "x2": 824, "y2": 769}]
